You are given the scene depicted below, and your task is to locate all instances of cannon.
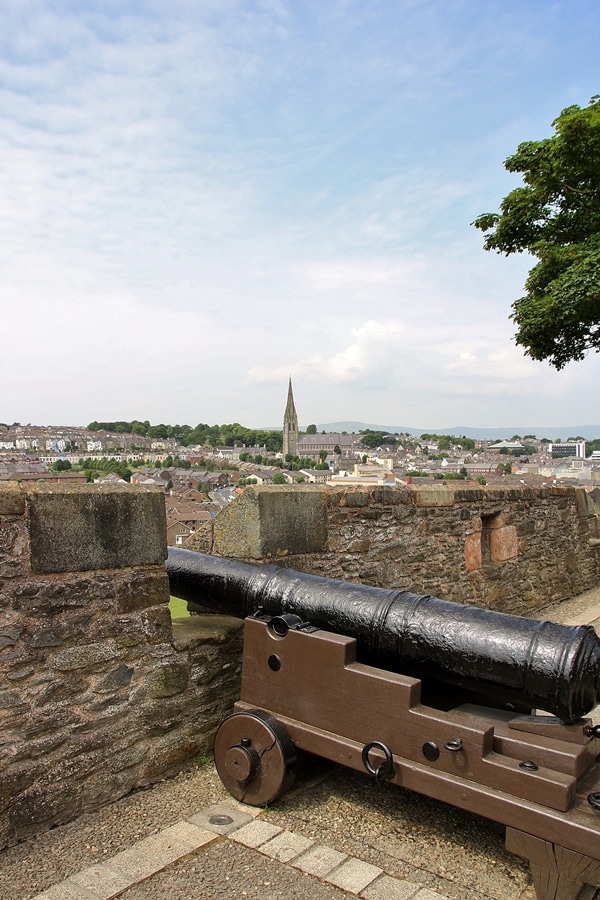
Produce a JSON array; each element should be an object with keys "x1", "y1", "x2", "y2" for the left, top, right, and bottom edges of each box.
[
  {"x1": 167, "y1": 549, "x2": 600, "y2": 900},
  {"x1": 167, "y1": 548, "x2": 600, "y2": 723}
]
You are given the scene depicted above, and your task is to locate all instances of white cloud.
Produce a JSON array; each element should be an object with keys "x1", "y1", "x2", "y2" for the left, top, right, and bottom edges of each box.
[
  {"x1": 248, "y1": 319, "x2": 406, "y2": 385},
  {"x1": 1, "y1": 1, "x2": 600, "y2": 430}
]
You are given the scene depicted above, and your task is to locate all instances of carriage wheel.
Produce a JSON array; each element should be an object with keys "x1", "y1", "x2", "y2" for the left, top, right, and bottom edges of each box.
[{"x1": 213, "y1": 709, "x2": 297, "y2": 806}]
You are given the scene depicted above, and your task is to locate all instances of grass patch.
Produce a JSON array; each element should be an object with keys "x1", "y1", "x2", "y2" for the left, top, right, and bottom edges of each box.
[{"x1": 169, "y1": 596, "x2": 190, "y2": 618}]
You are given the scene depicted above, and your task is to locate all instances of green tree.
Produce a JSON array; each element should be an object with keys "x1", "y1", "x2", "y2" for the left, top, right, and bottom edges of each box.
[
  {"x1": 473, "y1": 97, "x2": 600, "y2": 369},
  {"x1": 306, "y1": 424, "x2": 317, "y2": 434},
  {"x1": 272, "y1": 473, "x2": 286, "y2": 484},
  {"x1": 51, "y1": 458, "x2": 72, "y2": 472}
]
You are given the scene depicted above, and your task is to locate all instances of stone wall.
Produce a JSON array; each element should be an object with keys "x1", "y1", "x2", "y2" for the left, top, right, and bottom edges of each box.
[
  {"x1": 186, "y1": 483, "x2": 600, "y2": 616},
  {"x1": 0, "y1": 483, "x2": 243, "y2": 849},
  {"x1": 3, "y1": 479, "x2": 600, "y2": 848}
]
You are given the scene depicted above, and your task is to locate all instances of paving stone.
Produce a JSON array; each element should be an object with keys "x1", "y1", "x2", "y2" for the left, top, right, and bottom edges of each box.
[
  {"x1": 258, "y1": 829, "x2": 314, "y2": 863},
  {"x1": 30, "y1": 883, "x2": 99, "y2": 899},
  {"x1": 361, "y1": 874, "x2": 421, "y2": 899},
  {"x1": 104, "y1": 846, "x2": 167, "y2": 881},
  {"x1": 327, "y1": 857, "x2": 383, "y2": 894},
  {"x1": 293, "y1": 844, "x2": 349, "y2": 877},
  {"x1": 68, "y1": 863, "x2": 133, "y2": 899},
  {"x1": 188, "y1": 803, "x2": 254, "y2": 834},
  {"x1": 155, "y1": 820, "x2": 216, "y2": 850},
  {"x1": 130, "y1": 832, "x2": 190, "y2": 868},
  {"x1": 228, "y1": 819, "x2": 282, "y2": 848},
  {"x1": 216, "y1": 797, "x2": 264, "y2": 818}
]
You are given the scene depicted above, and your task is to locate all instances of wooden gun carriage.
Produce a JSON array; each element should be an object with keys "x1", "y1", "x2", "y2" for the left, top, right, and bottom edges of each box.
[{"x1": 168, "y1": 549, "x2": 600, "y2": 900}]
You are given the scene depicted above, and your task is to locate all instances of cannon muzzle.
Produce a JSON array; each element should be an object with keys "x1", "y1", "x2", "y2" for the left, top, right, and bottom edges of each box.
[{"x1": 167, "y1": 548, "x2": 600, "y2": 724}]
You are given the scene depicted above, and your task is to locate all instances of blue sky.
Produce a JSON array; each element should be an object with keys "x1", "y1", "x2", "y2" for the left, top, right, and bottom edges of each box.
[{"x1": 2, "y1": 0, "x2": 599, "y2": 431}]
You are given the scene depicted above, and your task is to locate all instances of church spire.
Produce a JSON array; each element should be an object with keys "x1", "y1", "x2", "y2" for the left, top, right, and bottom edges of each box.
[{"x1": 282, "y1": 378, "x2": 299, "y2": 459}]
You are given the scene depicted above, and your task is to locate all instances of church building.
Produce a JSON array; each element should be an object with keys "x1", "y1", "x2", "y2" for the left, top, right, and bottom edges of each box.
[{"x1": 282, "y1": 378, "x2": 299, "y2": 458}]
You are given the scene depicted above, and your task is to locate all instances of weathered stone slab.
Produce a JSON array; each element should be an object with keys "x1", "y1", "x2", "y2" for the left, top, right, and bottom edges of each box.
[
  {"x1": 326, "y1": 856, "x2": 383, "y2": 893},
  {"x1": 229, "y1": 819, "x2": 282, "y2": 848},
  {"x1": 0, "y1": 519, "x2": 28, "y2": 578},
  {"x1": 411, "y1": 486, "x2": 455, "y2": 507},
  {"x1": 361, "y1": 875, "x2": 422, "y2": 899},
  {"x1": 146, "y1": 662, "x2": 188, "y2": 698},
  {"x1": 0, "y1": 482, "x2": 25, "y2": 515},
  {"x1": 293, "y1": 844, "x2": 348, "y2": 877},
  {"x1": 211, "y1": 485, "x2": 327, "y2": 559},
  {"x1": 68, "y1": 863, "x2": 133, "y2": 899},
  {"x1": 51, "y1": 641, "x2": 119, "y2": 672},
  {"x1": 27, "y1": 484, "x2": 166, "y2": 573},
  {"x1": 489, "y1": 524, "x2": 518, "y2": 562},
  {"x1": 259, "y1": 829, "x2": 314, "y2": 862}
]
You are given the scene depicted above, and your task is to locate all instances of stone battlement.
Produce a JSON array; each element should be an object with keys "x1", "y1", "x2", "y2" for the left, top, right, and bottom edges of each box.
[
  {"x1": 0, "y1": 483, "x2": 242, "y2": 849},
  {"x1": 2, "y1": 480, "x2": 600, "y2": 848},
  {"x1": 185, "y1": 482, "x2": 600, "y2": 615}
]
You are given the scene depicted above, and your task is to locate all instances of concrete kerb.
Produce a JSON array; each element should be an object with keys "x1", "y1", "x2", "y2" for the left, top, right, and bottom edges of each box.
[{"x1": 28, "y1": 801, "x2": 450, "y2": 900}]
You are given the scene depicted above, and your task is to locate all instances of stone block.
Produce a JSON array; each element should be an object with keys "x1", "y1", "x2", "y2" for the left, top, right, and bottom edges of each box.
[
  {"x1": 293, "y1": 844, "x2": 348, "y2": 877},
  {"x1": 68, "y1": 863, "x2": 133, "y2": 899},
  {"x1": 575, "y1": 488, "x2": 600, "y2": 518},
  {"x1": 0, "y1": 624, "x2": 23, "y2": 650},
  {"x1": 51, "y1": 641, "x2": 119, "y2": 672},
  {"x1": 103, "y1": 846, "x2": 165, "y2": 881},
  {"x1": 489, "y1": 525, "x2": 518, "y2": 562},
  {"x1": 411, "y1": 486, "x2": 455, "y2": 508},
  {"x1": 0, "y1": 483, "x2": 25, "y2": 515},
  {"x1": 345, "y1": 489, "x2": 370, "y2": 508},
  {"x1": 361, "y1": 875, "x2": 421, "y2": 899},
  {"x1": 114, "y1": 568, "x2": 170, "y2": 613},
  {"x1": 146, "y1": 662, "x2": 188, "y2": 698},
  {"x1": 229, "y1": 819, "x2": 282, "y2": 848},
  {"x1": 29, "y1": 614, "x2": 93, "y2": 648},
  {"x1": 27, "y1": 484, "x2": 167, "y2": 574},
  {"x1": 259, "y1": 829, "x2": 314, "y2": 862},
  {"x1": 92, "y1": 663, "x2": 135, "y2": 694},
  {"x1": 140, "y1": 605, "x2": 173, "y2": 643},
  {"x1": 212, "y1": 485, "x2": 327, "y2": 559},
  {"x1": 464, "y1": 533, "x2": 482, "y2": 572},
  {"x1": 326, "y1": 856, "x2": 383, "y2": 893},
  {"x1": 11, "y1": 574, "x2": 117, "y2": 617},
  {"x1": 0, "y1": 519, "x2": 28, "y2": 577}
]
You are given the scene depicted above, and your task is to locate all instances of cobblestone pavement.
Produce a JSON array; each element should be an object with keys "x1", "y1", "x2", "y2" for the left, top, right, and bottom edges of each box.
[{"x1": 2, "y1": 589, "x2": 599, "y2": 900}]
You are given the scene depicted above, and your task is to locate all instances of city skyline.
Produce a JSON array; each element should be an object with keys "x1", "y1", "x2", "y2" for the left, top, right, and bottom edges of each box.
[{"x1": 2, "y1": 2, "x2": 599, "y2": 429}]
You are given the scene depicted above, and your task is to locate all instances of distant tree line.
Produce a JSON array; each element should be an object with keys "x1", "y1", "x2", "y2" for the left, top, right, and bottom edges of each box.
[
  {"x1": 87, "y1": 420, "x2": 283, "y2": 451},
  {"x1": 419, "y1": 433, "x2": 476, "y2": 451},
  {"x1": 359, "y1": 430, "x2": 400, "y2": 448}
]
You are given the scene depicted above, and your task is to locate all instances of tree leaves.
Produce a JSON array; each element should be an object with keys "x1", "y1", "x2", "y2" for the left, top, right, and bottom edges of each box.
[{"x1": 473, "y1": 97, "x2": 600, "y2": 368}]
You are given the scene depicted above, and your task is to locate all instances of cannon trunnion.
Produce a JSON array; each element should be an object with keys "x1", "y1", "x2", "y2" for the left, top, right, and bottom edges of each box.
[{"x1": 214, "y1": 613, "x2": 600, "y2": 900}]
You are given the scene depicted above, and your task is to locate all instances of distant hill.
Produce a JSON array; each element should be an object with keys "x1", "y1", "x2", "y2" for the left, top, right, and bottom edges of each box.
[{"x1": 314, "y1": 422, "x2": 600, "y2": 441}]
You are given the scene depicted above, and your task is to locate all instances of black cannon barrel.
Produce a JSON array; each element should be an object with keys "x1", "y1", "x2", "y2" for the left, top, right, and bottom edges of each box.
[{"x1": 167, "y1": 548, "x2": 600, "y2": 724}]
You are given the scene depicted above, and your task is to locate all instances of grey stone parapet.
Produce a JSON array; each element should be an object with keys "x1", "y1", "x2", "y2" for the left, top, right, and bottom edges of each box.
[
  {"x1": 0, "y1": 483, "x2": 243, "y2": 850},
  {"x1": 185, "y1": 482, "x2": 600, "y2": 616}
]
